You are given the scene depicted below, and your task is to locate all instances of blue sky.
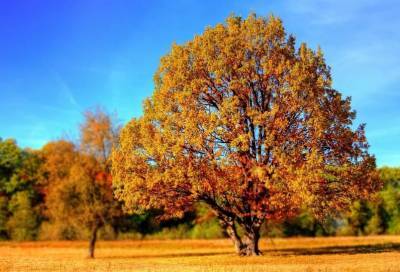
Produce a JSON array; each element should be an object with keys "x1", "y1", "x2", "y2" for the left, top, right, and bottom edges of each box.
[{"x1": 0, "y1": 0, "x2": 399, "y2": 166}]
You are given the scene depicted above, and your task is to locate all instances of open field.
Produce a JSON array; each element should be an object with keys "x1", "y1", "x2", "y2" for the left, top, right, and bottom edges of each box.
[{"x1": 1, "y1": 236, "x2": 400, "y2": 272}]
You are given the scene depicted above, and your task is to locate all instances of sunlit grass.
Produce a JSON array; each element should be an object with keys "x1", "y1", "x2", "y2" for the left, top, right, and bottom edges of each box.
[{"x1": 1, "y1": 236, "x2": 400, "y2": 271}]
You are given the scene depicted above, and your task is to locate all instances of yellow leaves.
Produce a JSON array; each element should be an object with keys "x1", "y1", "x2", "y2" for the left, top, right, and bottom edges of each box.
[
  {"x1": 250, "y1": 166, "x2": 270, "y2": 186},
  {"x1": 231, "y1": 133, "x2": 250, "y2": 152},
  {"x1": 113, "y1": 13, "x2": 378, "y2": 224}
]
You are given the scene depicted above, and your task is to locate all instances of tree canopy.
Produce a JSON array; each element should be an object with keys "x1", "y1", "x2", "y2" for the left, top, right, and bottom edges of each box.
[{"x1": 112, "y1": 14, "x2": 380, "y2": 256}]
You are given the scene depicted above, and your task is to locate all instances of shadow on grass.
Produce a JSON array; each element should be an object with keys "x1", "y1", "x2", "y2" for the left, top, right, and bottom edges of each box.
[
  {"x1": 99, "y1": 243, "x2": 400, "y2": 259},
  {"x1": 100, "y1": 251, "x2": 233, "y2": 259},
  {"x1": 272, "y1": 243, "x2": 400, "y2": 256}
]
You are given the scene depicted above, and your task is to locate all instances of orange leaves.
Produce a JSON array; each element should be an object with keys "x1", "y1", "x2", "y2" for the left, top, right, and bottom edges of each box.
[
  {"x1": 40, "y1": 109, "x2": 122, "y2": 233},
  {"x1": 80, "y1": 107, "x2": 120, "y2": 170},
  {"x1": 113, "y1": 14, "x2": 380, "y2": 229}
]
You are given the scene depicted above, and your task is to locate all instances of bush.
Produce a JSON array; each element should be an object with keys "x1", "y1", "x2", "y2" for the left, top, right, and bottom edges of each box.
[
  {"x1": 6, "y1": 191, "x2": 39, "y2": 240},
  {"x1": 190, "y1": 218, "x2": 223, "y2": 239}
]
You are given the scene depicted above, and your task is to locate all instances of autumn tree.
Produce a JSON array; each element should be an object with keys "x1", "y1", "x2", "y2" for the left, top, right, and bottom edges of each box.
[
  {"x1": 40, "y1": 109, "x2": 120, "y2": 258},
  {"x1": 78, "y1": 108, "x2": 121, "y2": 258},
  {"x1": 39, "y1": 140, "x2": 78, "y2": 188},
  {"x1": 112, "y1": 15, "x2": 380, "y2": 256},
  {"x1": 56, "y1": 154, "x2": 119, "y2": 258},
  {"x1": 38, "y1": 140, "x2": 80, "y2": 239},
  {"x1": 80, "y1": 107, "x2": 119, "y2": 171}
]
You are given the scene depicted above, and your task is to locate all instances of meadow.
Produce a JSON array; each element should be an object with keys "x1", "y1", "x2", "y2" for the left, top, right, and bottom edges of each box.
[{"x1": 1, "y1": 236, "x2": 400, "y2": 272}]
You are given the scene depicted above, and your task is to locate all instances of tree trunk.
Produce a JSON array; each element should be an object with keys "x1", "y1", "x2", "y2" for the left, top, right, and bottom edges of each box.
[
  {"x1": 242, "y1": 226, "x2": 261, "y2": 256},
  {"x1": 88, "y1": 224, "x2": 99, "y2": 258},
  {"x1": 207, "y1": 199, "x2": 263, "y2": 256},
  {"x1": 234, "y1": 217, "x2": 263, "y2": 256},
  {"x1": 218, "y1": 215, "x2": 244, "y2": 254},
  {"x1": 217, "y1": 213, "x2": 263, "y2": 256},
  {"x1": 225, "y1": 222, "x2": 244, "y2": 254}
]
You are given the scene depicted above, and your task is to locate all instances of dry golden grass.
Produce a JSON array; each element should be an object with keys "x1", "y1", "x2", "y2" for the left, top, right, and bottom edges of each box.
[{"x1": 1, "y1": 236, "x2": 400, "y2": 272}]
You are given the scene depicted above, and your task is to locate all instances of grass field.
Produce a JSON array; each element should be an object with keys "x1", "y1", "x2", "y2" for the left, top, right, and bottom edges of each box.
[{"x1": 1, "y1": 236, "x2": 400, "y2": 272}]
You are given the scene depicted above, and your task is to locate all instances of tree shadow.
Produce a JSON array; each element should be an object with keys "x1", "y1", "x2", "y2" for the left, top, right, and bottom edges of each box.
[
  {"x1": 270, "y1": 243, "x2": 400, "y2": 256},
  {"x1": 100, "y1": 251, "x2": 233, "y2": 259},
  {"x1": 98, "y1": 243, "x2": 400, "y2": 259}
]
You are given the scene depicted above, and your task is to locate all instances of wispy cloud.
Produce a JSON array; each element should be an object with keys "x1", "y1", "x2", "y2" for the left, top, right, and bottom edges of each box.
[{"x1": 52, "y1": 71, "x2": 80, "y2": 108}]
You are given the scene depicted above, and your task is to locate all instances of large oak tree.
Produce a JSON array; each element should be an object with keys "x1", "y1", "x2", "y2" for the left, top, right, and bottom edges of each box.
[{"x1": 112, "y1": 15, "x2": 380, "y2": 256}]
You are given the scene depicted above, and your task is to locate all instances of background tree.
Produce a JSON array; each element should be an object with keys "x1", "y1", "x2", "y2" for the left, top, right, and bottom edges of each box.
[
  {"x1": 377, "y1": 167, "x2": 400, "y2": 234},
  {"x1": 39, "y1": 108, "x2": 121, "y2": 258},
  {"x1": 80, "y1": 107, "x2": 119, "y2": 171},
  {"x1": 53, "y1": 153, "x2": 119, "y2": 258},
  {"x1": 113, "y1": 14, "x2": 380, "y2": 256},
  {"x1": 340, "y1": 200, "x2": 372, "y2": 235},
  {"x1": 38, "y1": 140, "x2": 81, "y2": 240},
  {"x1": 39, "y1": 140, "x2": 78, "y2": 188},
  {"x1": 79, "y1": 107, "x2": 121, "y2": 257},
  {"x1": 338, "y1": 167, "x2": 400, "y2": 235},
  {"x1": 0, "y1": 138, "x2": 41, "y2": 240}
]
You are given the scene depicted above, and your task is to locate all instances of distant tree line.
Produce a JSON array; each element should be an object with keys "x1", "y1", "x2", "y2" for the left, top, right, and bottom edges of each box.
[{"x1": 0, "y1": 109, "x2": 398, "y2": 247}]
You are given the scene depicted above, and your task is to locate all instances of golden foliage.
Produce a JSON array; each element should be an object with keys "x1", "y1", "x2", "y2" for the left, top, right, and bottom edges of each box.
[{"x1": 112, "y1": 14, "x2": 380, "y2": 255}]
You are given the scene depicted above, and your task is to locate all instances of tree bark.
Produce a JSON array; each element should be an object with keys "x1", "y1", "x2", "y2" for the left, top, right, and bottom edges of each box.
[
  {"x1": 206, "y1": 198, "x2": 263, "y2": 256},
  {"x1": 241, "y1": 226, "x2": 261, "y2": 256},
  {"x1": 88, "y1": 224, "x2": 99, "y2": 258},
  {"x1": 235, "y1": 217, "x2": 263, "y2": 256},
  {"x1": 217, "y1": 214, "x2": 244, "y2": 254},
  {"x1": 217, "y1": 212, "x2": 263, "y2": 256}
]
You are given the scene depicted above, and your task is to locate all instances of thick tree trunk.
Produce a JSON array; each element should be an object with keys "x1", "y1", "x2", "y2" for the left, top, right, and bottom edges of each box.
[
  {"x1": 217, "y1": 213, "x2": 263, "y2": 256},
  {"x1": 218, "y1": 215, "x2": 244, "y2": 254},
  {"x1": 88, "y1": 225, "x2": 99, "y2": 258},
  {"x1": 235, "y1": 218, "x2": 263, "y2": 256},
  {"x1": 227, "y1": 225, "x2": 244, "y2": 254},
  {"x1": 206, "y1": 198, "x2": 263, "y2": 256},
  {"x1": 241, "y1": 227, "x2": 261, "y2": 256}
]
